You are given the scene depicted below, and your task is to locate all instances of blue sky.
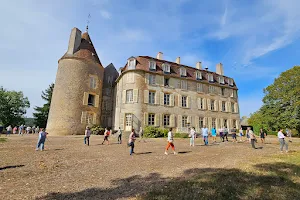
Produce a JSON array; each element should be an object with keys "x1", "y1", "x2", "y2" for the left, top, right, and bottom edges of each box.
[{"x1": 0, "y1": 0, "x2": 299, "y2": 118}]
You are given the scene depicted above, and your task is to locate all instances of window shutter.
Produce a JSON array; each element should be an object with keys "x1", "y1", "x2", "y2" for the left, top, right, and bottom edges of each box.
[
  {"x1": 145, "y1": 73, "x2": 149, "y2": 84},
  {"x1": 207, "y1": 99, "x2": 211, "y2": 110},
  {"x1": 160, "y1": 113, "x2": 163, "y2": 127},
  {"x1": 170, "y1": 94, "x2": 175, "y2": 106},
  {"x1": 120, "y1": 114, "x2": 124, "y2": 130},
  {"x1": 155, "y1": 114, "x2": 160, "y2": 127},
  {"x1": 187, "y1": 116, "x2": 191, "y2": 124},
  {"x1": 170, "y1": 114, "x2": 175, "y2": 127},
  {"x1": 178, "y1": 94, "x2": 182, "y2": 107},
  {"x1": 133, "y1": 89, "x2": 138, "y2": 103},
  {"x1": 220, "y1": 118, "x2": 224, "y2": 128},
  {"x1": 144, "y1": 112, "x2": 148, "y2": 126},
  {"x1": 93, "y1": 113, "x2": 97, "y2": 124},
  {"x1": 83, "y1": 92, "x2": 89, "y2": 105},
  {"x1": 195, "y1": 116, "x2": 199, "y2": 132},
  {"x1": 229, "y1": 119, "x2": 232, "y2": 130},
  {"x1": 225, "y1": 102, "x2": 228, "y2": 112},
  {"x1": 95, "y1": 95, "x2": 100, "y2": 108},
  {"x1": 234, "y1": 103, "x2": 238, "y2": 113},
  {"x1": 208, "y1": 117, "x2": 212, "y2": 130},
  {"x1": 204, "y1": 117, "x2": 208, "y2": 126},
  {"x1": 197, "y1": 98, "x2": 200, "y2": 109},
  {"x1": 81, "y1": 111, "x2": 87, "y2": 123},
  {"x1": 203, "y1": 98, "x2": 207, "y2": 109},
  {"x1": 215, "y1": 118, "x2": 219, "y2": 129},
  {"x1": 169, "y1": 78, "x2": 175, "y2": 88},
  {"x1": 156, "y1": 75, "x2": 164, "y2": 86},
  {"x1": 160, "y1": 92, "x2": 164, "y2": 105},
  {"x1": 122, "y1": 90, "x2": 126, "y2": 104},
  {"x1": 155, "y1": 91, "x2": 160, "y2": 105},
  {"x1": 144, "y1": 90, "x2": 149, "y2": 104},
  {"x1": 187, "y1": 96, "x2": 191, "y2": 108},
  {"x1": 178, "y1": 115, "x2": 182, "y2": 128},
  {"x1": 214, "y1": 100, "x2": 218, "y2": 111}
]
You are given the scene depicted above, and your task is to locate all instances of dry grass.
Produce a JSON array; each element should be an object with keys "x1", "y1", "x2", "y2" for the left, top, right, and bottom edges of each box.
[{"x1": 0, "y1": 134, "x2": 299, "y2": 200}]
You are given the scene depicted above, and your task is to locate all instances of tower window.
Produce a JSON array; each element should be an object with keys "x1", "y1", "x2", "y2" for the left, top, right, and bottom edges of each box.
[
  {"x1": 163, "y1": 63, "x2": 170, "y2": 73},
  {"x1": 127, "y1": 58, "x2": 136, "y2": 70},
  {"x1": 180, "y1": 67, "x2": 187, "y2": 77},
  {"x1": 88, "y1": 94, "x2": 95, "y2": 106},
  {"x1": 196, "y1": 71, "x2": 202, "y2": 80},
  {"x1": 126, "y1": 90, "x2": 133, "y2": 103},
  {"x1": 149, "y1": 61, "x2": 156, "y2": 70},
  {"x1": 208, "y1": 74, "x2": 214, "y2": 82},
  {"x1": 219, "y1": 76, "x2": 225, "y2": 84}
]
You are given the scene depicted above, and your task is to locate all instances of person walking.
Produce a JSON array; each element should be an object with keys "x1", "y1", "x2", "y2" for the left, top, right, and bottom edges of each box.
[
  {"x1": 35, "y1": 126, "x2": 40, "y2": 134},
  {"x1": 278, "y1": 129, "x2": 288, "y2": 153},
  {"x1": 18, "y1": 125, "x2": 24, "y2": 135},
  {"x1": 246, "y1": 128, "x2": 250, "y2": 143},
  {"x1": 128, "y1": 128, "x2": 136, "y2": 155},
  {"x1": 231, "y1": 126, "x2": 237, "y2": 142},
  {"x1": 35, "y1": 128, "x2": 48, "y2": 151},
  {"x1": 165, "y1": 128, "x2": 176, "y2": 155},
  {"x1": 202, "y1": 125, "x2": 209, "y2": 145},
  {"x1": 239, "y1": 127, "x2": 244, "y2": 142},
  {"x1": 286, "y1": 129, "x2": 292, "y2": 143},
  {"x1": 117, "y1": 127, "x2": 122, "y2": 144},
  {"x1": 223, "y1": 127, "x2": 229, "y2": 142},
  {"x1": 219, "y1": 127, "x2": 224, "y2": 142},
  {"x1": 13, "y1": 126, "x2": 18, "y2": 135},
  {"x1": 6, "y1": 125, "x2": 12, "y2": 136},
  {"x1": 101, "y1": 128, "x2": 110, "y2": 145},
  {"x1": 84, "y1": 126, "x2": 91, "y2": 146},
  {"x1": 189, "y1": 127, "x2": 196, "y2": 146},
  {"x1": 26, "y1": 126, "x2": 31, "y2": 134},
  {"x1": 248, "y1": 127, "x2": 256, "y2": 149},
  {"x1": 211, "y1": 127, "x2": 217, "y2": 143},
  {"x1": 139, "y1": 127, "x2": 145, "y2": 142},
  {"x1": 260, "y1": 128, "x2": 266, "y2": 143}
]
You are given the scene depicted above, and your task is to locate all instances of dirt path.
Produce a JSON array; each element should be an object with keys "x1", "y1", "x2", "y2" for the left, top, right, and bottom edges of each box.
[{"x1": 0, "y1": 135, "x2": 299, "y2": 199}]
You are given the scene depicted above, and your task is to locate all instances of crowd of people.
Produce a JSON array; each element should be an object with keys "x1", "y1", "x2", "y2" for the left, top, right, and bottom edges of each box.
[{"x1": 4, "y1": 125, "x2": 40, "y2": 136}]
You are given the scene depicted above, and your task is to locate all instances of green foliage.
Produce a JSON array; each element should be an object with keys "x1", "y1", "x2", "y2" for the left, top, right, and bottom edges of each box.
[
  {"x1": 249, "y1": 66, "x2": 300, "y2": 135},
  {"x1": 144, "y1": 126, "x2": 169, "y2": 138},
  {"x1": 24, "y1": 118, "x2": 35, "y2": 126},
  {"x1": 0, "y1": 138, "x2": 7, "y2": 143},
  {"x1": 0, "y1": 87, "x2": 30, "y2": 126},
  {"x1": 33, "y1": 83, "x2": 54, "y2": 128},
  {"x1": 91, "y1": 125, "x2": 104, "y2": 135},
  {"x1": 174, "y1": 132, "x2": 189, "y2": 138}
]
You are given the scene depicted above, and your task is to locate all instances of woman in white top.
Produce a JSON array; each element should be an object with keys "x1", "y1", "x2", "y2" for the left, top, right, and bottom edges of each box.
[
  {"x1": 278, "y1": 129, "x2": 288, "y2": 153},
  {"x1": 165, "y1": 128, "x2": 177, "y2": 155},
  {"x1": 189, "y1": 127, "x2": 196, "y2": 147},
  {"x1": 128, "y1": 129, "x2": 136, "y2": 155},
  {"x1": 239, "y1": 127, "x2": 244, "y2": 142},
  {"x1": 84, "y1": 126, "x2": 91, "y2": 146}
]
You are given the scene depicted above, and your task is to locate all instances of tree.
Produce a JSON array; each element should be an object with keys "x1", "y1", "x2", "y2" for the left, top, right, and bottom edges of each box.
[
  {"x1": 0, "y1": 87, "x2": 30, "y2": 126},
  {"x1": 248, "y1": 66, "x2": 300, "y2": 135},
  {"x1": 33, "y1": 83, "x2": 54, "y2": 128}
]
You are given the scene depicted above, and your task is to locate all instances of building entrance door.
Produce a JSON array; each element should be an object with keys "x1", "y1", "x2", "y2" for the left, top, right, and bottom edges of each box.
[{"x1": 125, "y1": 114, "x2": 132, "y2": 131}]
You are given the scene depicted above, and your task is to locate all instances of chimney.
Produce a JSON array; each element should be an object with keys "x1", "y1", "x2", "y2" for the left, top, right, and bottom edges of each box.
[
  {"x1": 175, "y1": 57, "x2": 180, "y2": 64},
  {"x1": 196, "y1": 62, "x2": 202, "y2": 69},
  {"x1": 216, "y1": 63, "x2": 224, "y2": 75},
  {"x1": 156, "y1": 52, "x2": 163, "y2": 60},
  {"x1": 67, "y1": 27, "x2": 82, "y2": 55}
]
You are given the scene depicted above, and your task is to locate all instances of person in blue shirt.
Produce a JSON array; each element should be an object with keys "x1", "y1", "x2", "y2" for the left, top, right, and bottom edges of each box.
[
  {"x1": 202, "y1": 125, "x2": 209, "y2": 145},
  {"x1": 36, "y1": 128, "x2": 48, "y2": 151},
  {"x1": 211, "y1": 127, "x2": 217, "y2": 143}
]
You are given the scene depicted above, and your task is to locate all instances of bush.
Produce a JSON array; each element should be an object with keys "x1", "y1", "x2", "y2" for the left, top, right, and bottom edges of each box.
[
  {"x1": 91, "y1": 125, "x2": 104, "y2": 135},
  {"x1": 144, "y1": 126, "x2": 169, "y2": 138},
  {"x1": 174, "y1": 132, "x2": 189, "y2": 138}
]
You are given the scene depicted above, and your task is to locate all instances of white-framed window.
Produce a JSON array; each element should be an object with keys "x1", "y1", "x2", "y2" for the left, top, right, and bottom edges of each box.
[
  {"x1": 164, "y1": 78, "x2": 169, "y2": 87},
  {"x1": 219, "y1": 76, "x2": 225, "y2": 84},
  {"x1": 229, "y1": 79, "x2": 234, "y2": 86},
  {"x1": 88, "y1": 94, "x2": 95, "y2": 106},
  {"x1": 126, "y1": 114, "x2": 132, "y2": 126},
  {"x1": 162, "y1": 63, "x2": 170, "y2": 73},
  {"x1": 209, "y1": 85, "x2": 215, "y2": 93},
  {"x1": 164, "y1": 93, "x2": 170, "y2": 105},
  {"x1": 212, "y1": 118, "x2": 216, "y2": 128},
  {"x1": 199, "y1": 98, "x2": 204, "y2": 109},
  {"x1": 199, "y1": 117, "x2": 204, "y2": 128},
  {"x1": 181, "y1": 80, "x2": 187, "y2": 90},
  {"x1": 164, "y1": 115, "x2": 170, "y2": 126},
  {"x1": 180, "y1": 67, "x2": 187, "y2": 77},
  {"x1": 86, "y1": 112, "x2": 94, "y2": 124},
  {"x1": 222, "y1": 101, "x2": 226, "y2": 112},
  {"x1": 149, "y1": 61, "x2": 156, "y2": 70},
  {"x1": 231, "y1": 102, "x2": 235, "y2": 113},
  {"x1": 211, "y1": 100, "x2": 215, "y2": 110},
  {"x1": 196, "y1": 71, "x2": 202, "y2": 80},
  {"x1": 149, "y1": 74, "x2": 156, "y2": 85},
  {"x1": 149, "y1": 91, "x2": 155, "y2": 104},
  {"x1": 148, "y1": 114, "x2": 155, "y2": 126},
  {"x1": 223, "y1": 119, "x2": 228, "y2": 128},
  {"x1": 128, "y1": 58, "x2": 136, "y2": 70},
  {"x1": 197, "y1": 83, "x2": 203, "y2": 92},
  {"x1": 182, "y1": 116, "x2": 188, "y2": 127},
  {"x1": 126, "y1": 90, "x2": 133, "y2": 103},
  {"x1": 233, "y1": 119, "x2": 237, "y2": 128},
  {"x1": 90, "y1": 76, "x2": 97, "y2": 89},
  {"x1": 182, "y1": 96, "x2": 187, "y2": 107},
  {"x1": 208, "y1": 74, "x2": 214, "y2": 82},
  {"x1": 221, "y1": 88, "x2": 225, "y2": 96}
]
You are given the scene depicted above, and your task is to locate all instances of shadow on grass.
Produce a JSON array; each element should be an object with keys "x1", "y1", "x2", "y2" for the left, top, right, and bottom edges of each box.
[
  {"x1": 37, "y1": 162, "x2": 300, "y2": 200},
  {"x1": 0, "y1": 165, "x2": 25, "y2": 171},
  {"x1": 0, "y1": 138, "x2": 7, "y2": 142}
]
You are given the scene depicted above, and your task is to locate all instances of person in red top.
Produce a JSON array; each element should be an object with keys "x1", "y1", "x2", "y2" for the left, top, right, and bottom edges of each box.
[{"x1": 101, "y1": 128, "x2": 110, "y2": 145}]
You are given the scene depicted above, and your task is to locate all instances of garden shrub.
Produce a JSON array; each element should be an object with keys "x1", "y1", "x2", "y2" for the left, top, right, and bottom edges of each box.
[
  {"x1": 91, "y1": 125, "x2": 104, "y2": 135},
  {"x1": 144, "y1": 126, "x2": 169, "y2": 138}
]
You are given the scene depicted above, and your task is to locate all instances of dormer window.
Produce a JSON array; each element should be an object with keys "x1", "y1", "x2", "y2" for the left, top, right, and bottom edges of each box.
[
  {"x1": 180, "y1": 67, "x2": 187, "y2": 77},
  {"x1": 228, "y1": 79, "x2": 234, "y2": 86},
  {"x1": 208, "y1": 74, "x2": 214, "y2": 82},
  {"x1": 162, "y1": 63, "x2": 170, "y2": 73},
  {"x1": 149, "y1": 61, "x2": 156, "y2": 71},
  {"x1": 127, "y1": 57, "x2": 136, "y2": 70},
  {"x1": 196, "y1": 71, "x2": 202, "y2": 80},
  {"x1": 219, "y1": 76, "x2": 225, "y2": 84}
]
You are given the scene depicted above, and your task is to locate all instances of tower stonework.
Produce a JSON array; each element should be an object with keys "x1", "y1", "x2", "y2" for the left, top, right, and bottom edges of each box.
[{"x1": 47, "y1": 27, "x2": 104, "y2": 135}]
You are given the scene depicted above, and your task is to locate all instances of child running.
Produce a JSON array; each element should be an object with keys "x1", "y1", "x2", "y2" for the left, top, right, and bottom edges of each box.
[
  {"x1": 189, "y1": 127, "x2": 196, "y2": 146},
  {"x1": 101, "y1": 128, "x2": 110, "y2": 145},
  {"x1": 211, "y1": 127, "x2": 217, "y2": 143},
  {"x1": 128, "y1": 128, "x2": 136, "y2": 155},
  {"x1": 165, "y1": 128, "x2": 176, "y2": 155}
]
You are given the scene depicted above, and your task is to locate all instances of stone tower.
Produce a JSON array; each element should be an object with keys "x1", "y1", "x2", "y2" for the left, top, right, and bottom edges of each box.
[{"x1": 47, "y1": 27, "x2": 104, "y2": 135}]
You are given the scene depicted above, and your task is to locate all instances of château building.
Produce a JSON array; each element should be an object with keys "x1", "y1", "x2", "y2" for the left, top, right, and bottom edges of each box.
[{"x1": 47, "y1": 27, "x2": 240, "y2": 135}]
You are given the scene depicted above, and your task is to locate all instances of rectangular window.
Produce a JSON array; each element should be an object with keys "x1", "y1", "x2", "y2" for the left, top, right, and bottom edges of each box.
[
  {"x1": 212, "y1": 118, "x2": 216, "y2": 128},
  {"x1": 149, "y1": 74, "x2": 156, "y2": 85},
  {"x1": 149, "y1": 61, "x2": 156, "y2": 70},
  {"x1": 197, "y1": 83, "x2": 203, "y2": 92},
  {"x1": 181, "y1": 80, "x2": 187, "y2": 90},
  {"x1": 126, "y1": 90, "x2": 133, "y2": 103},
  {"x1": 182, "y1": 116, "x2": 188, "y2": 127},
  {"x1": 164, "y1": 93, "x2": 170, "y2": 105},
  {"x1": 229, "y1": 79, "x2": 234, "y2": 86},
  {"x1": 85, "y1": 112, "x2": 94, "y2": 124},
  {"x1": 209, "y1": 85, "x2": 215, "y2": 93},
  {"x1": 211, "y1": 100, "x2": 215, "y2": 110},
  {"x1": 164, "y1": 78, "x2": 170, "y2": 87},
  {"x1": 128, "y1": 59, "x2": 135, "y2": 70},
  {"x1": 223, "y1": 119, "x2": 227, "y2": 128},
  {"x1": 231, "y1": 102, "x2": 235, "y2": 113},
  {"x1": 222, "y1": 101, "x2": 226, "y2": 112},
  {"x1": 233, "y1": 119, "x2": 236, "y2": 128},
  {"x1": 126, "y1": 114, "x2": 132, "y2": 126},
  {"x1": 208, "y1": 74, "x2": 214, "y2": 82},
  {"x1": 180, "y1": 68, "x2": 187, "y2": 77},
  {"x1": 163, "y1": 63, "x2": 170, "y2": 73},
  {"x1": 88, "y1": 94, "x2": 95, "y2": 106},
  {"x1": 199, "y1": 117, "x2": 204, "y2": 128},
  {"x1": 90, "y1": 76, "x2": 97, "y2": 89},
  {"x1": 149, "y1": 91, "x2": 155, "y2": 104},
  {"x1": 200, "y1": 98, "x2": 203, "y2": 109},
  {"x1": 196, "y1": 71, "x2": 202, "y2": 80},
  {"x1": 221, "y1": 88, "x2": 225, "y2": 96},
  {"x1": 219, "y1": 76, "x2": 225, "y2": 84},
  {"x1": 182, "y1": 96, "x2": 187, "y2": 107},
  {"x1": 164, "y1": 115, "x2": 170, "y2": 126},
  {"x1": 148, "y1": 114, "x2": 155, "y2": 126}
]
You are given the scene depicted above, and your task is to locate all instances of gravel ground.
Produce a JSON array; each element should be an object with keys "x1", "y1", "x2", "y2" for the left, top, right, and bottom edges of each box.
[{"x1": 0, "y1": 134, "x2": 299, "y2": 200}]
